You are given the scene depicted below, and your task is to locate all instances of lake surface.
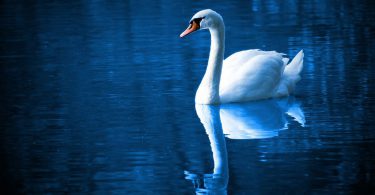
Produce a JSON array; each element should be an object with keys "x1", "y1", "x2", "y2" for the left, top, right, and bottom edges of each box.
[{"x1": 1, "y1": 0, "x2": 374, "y2": 194}]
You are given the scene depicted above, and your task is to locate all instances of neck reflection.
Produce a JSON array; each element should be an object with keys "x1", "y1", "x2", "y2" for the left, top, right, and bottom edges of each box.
[{"x1": 186, "y1": 104, "x2": 228, "y2": 195}]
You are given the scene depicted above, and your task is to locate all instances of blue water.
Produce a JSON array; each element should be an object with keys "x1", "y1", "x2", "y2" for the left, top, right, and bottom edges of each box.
[{"x1": 1, "y1": 0, "x2": 374, "y2": 194}]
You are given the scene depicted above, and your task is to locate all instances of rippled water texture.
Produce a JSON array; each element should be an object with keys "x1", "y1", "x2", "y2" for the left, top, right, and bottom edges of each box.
[{"x1": 1, "y1": 0, "x2": 374, "y2": 194}]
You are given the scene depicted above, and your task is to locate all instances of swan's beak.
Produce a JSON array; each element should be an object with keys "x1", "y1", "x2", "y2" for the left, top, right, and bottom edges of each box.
[{"x1": 180, "y1": 20, "x2": 200, "y2": 38}]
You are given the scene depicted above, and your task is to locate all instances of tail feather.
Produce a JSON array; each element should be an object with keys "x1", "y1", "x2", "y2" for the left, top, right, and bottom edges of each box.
[
  {"x1": 284, "y1": 50, "x2": 304, "y2": 78},
  {"x1": 274, "y1": 50, "x2": 304, "y2": 97}
]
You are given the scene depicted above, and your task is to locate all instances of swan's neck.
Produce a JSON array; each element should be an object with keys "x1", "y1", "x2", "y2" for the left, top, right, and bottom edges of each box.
[{"x1": 196, "y1": 23, "x2": 225, "y2": 104}]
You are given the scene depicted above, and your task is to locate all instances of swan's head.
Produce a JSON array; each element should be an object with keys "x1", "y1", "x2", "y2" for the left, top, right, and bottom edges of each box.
[{"x1": 180, "y1": 9, "x2": 223, "y2": 38}]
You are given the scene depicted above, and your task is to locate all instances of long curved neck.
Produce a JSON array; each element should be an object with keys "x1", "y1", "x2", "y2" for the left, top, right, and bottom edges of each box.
[{"x1": 196, "y1": 21, "x2": 225, "y2": 104}]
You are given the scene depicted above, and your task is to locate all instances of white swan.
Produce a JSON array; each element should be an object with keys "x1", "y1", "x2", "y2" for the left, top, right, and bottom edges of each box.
[{"x1": 180, "y1": 9, "x2": 304, "y2": 104}]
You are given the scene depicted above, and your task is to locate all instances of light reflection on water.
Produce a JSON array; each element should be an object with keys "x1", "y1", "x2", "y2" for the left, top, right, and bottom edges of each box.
[{"x1": 0, "y1": 0, "x2": 374, "y2": 194}]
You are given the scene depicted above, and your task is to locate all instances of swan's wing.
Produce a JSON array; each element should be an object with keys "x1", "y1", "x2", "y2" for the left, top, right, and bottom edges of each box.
[
  {"x1": 223, "y1": 49, "x2": 287, "y2": 72},
  {"x1": 220, "y1": 50, "x2": 286, "y2": 103},
  {"x1": 223, "y1": 49, "x2": 261, "y2": 69}
]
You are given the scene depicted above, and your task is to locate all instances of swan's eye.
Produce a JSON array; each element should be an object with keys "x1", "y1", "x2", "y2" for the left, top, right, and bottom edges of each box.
[{"x1": 191, "y1": 17, "x2": 204, "y2": 25}]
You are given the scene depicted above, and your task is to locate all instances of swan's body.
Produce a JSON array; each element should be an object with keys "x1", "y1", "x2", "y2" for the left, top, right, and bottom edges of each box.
[
  {"x1": 181, "y1": 9, "x2": 304, "y2": 104},
  {"x1": 218, "y1": 49, "x2": 304, "y2": 103}
]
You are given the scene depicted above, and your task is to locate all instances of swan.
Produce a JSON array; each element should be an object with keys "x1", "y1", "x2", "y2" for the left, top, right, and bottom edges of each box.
[{"x1": 180, "y1": 9, "x2": 304, "y2": 104}]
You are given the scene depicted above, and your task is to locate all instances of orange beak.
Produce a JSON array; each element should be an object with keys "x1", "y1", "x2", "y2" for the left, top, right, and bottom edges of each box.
[{"x1": 180, "y1": 20, "x2": 200, "y2": 38}]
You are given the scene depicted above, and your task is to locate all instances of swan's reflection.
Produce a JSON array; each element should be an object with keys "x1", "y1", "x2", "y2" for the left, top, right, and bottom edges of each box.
[
  {"x1": 220, "y1": 96, "x2": 305, "y2": 139},
  {"x1": 185, "y1": 97, "x2": 305, "y2": 194}
]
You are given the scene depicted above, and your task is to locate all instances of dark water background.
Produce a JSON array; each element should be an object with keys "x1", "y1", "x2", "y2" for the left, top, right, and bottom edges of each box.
[{"x1": 1, "y1": 0, "x2": 374, "y2": 194}]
